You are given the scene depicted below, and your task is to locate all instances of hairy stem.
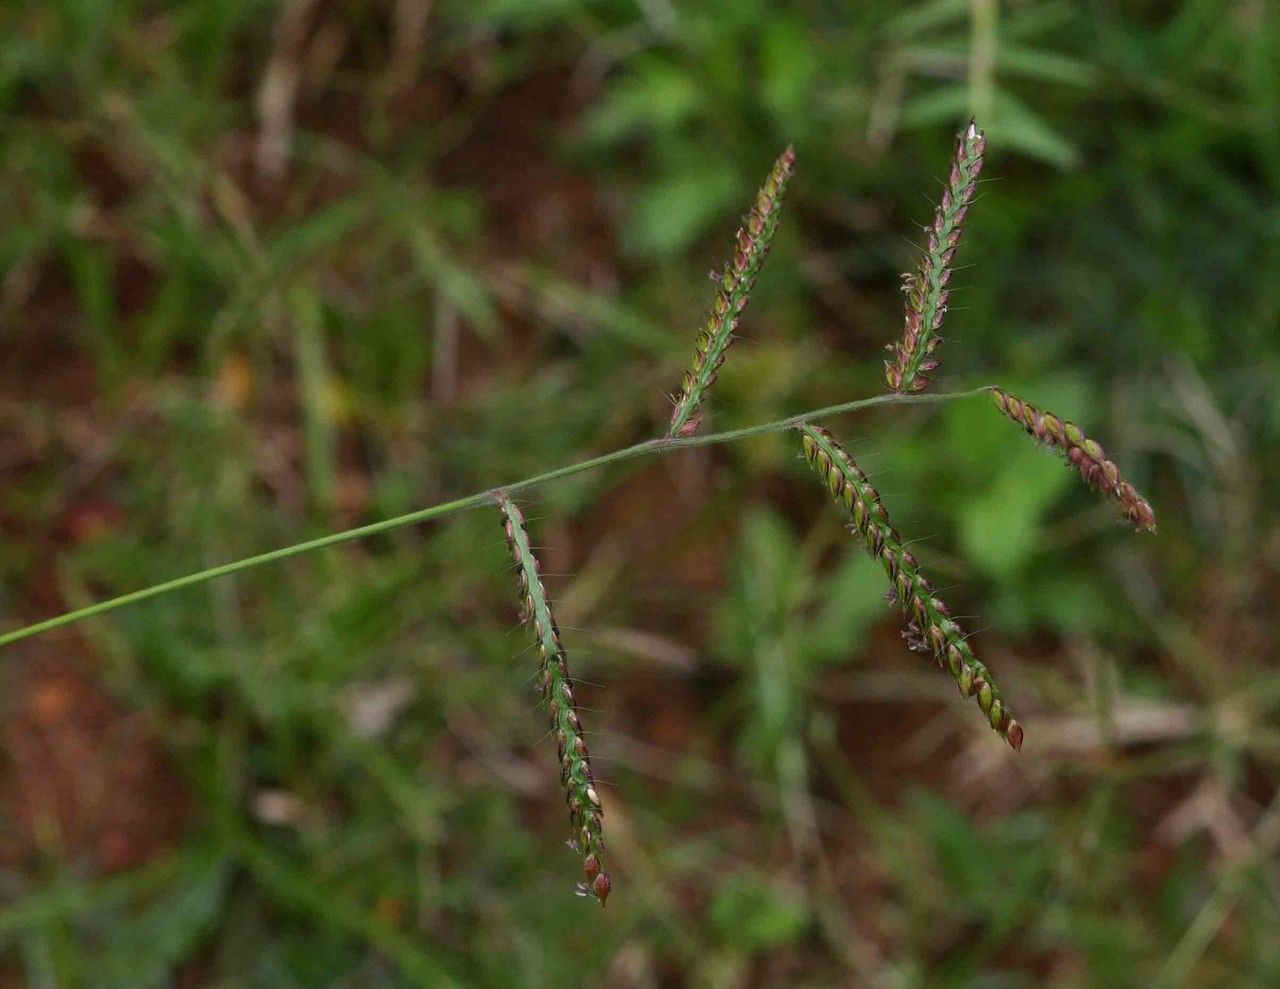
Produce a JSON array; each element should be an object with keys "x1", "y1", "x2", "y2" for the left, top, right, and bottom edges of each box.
[{"x1": 0, "y1": 387, "x2": 991, "y2": 650}]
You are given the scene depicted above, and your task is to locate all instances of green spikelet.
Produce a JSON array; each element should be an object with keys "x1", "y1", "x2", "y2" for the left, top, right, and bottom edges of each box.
[
  {"x1": 668, "y1": 146, "x2": 797, "y2": 437},
  {"x1": 799, "y1": 424, "x2": 1023, "y2": 752},
  {"x1": 992, "y1": 389, "x2": 1156, "y2": 532},
  {"x1": 885, "y1": 119, "x2": 986, "y2": 393},
  {"x1": 497, "y1": 493, "x2": 611, "y2": 905}
]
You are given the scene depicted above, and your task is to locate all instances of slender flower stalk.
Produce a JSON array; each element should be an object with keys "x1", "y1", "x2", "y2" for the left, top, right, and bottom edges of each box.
[
  {"x1": 885, "y1": 118, "x2": 986, "y2": 393},
  {"x1": 0, "y1": 388, "x2": 985, "y2": 653},
  {"x1": 799, "y1": 424, "x2": 1023, "y2": 751},
  {"x1": 991, "y1": 389, "x2": 1156, "y2": 532},
  {"x1": 667, "y1": 146, "x2": 797, "y2": 437},
  {"x1": 497, "y1": 493, "x2": 611, "y2": 905}
]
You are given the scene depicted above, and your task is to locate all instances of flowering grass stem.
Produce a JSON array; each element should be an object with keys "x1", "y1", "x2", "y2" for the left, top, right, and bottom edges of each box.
[
  {"x1": 885, "y1": 119, "x2": 986, "y2": 393},
  {"x1": 992, "y1": 389, "x2": 1156, "y2": 532},
  {"x1": 799, "y1": 423, "x2": 1023, "y2": 750},
  {"x1": 498, "y1": 494, "x2": 610, "y2": 905},
  {"x1": 0, "y1": 388, "x2": 991, "y2": 651},
  {"x1": 668, "y1": 147, "x2": 796, "y2": 436}
]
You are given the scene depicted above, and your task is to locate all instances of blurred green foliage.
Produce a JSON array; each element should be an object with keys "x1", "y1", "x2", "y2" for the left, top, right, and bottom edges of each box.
[{"x1": 2, "y1": 0, "x2": 1280, "y2": 986}]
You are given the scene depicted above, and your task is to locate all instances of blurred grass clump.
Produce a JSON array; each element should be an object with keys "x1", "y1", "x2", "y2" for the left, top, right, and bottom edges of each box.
[{"x1": 2, "y1": 1, "x2": 1280, "y2": 986}]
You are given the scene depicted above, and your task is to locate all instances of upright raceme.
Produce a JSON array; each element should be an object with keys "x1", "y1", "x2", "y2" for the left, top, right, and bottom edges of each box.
[
  {"x1": 667, "y1": 146, "x2": 797, "y2": 437},
  {"x1": 497, "y1": 493, "x2": 611, "y2": 906},
  {"x1": 885, "y1": 118, "x2": 986, "y2": 393},
  {"x1": 799, "y1": 424, "x2": 1023, "y2": 751},
  {"x1": 991, "y1": 389, "x2": 1156, "y2": 532}
]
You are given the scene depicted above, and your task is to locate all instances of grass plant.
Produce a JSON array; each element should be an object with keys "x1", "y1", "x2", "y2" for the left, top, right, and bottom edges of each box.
[
  {"x1": 2, "y1": 120, "x2": 1155, "y2": 906},
  {"x1": 5, "y1": 4, "x2": 1277, "y2": 982}
]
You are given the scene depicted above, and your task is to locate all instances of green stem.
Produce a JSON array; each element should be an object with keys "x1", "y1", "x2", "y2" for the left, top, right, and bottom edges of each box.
[
  {"x1": 0, "y1": 387, "x2": 991, "y2": 649},
  {"x1": 968, "y1": 0, "x2": 997, "y2": 128}
]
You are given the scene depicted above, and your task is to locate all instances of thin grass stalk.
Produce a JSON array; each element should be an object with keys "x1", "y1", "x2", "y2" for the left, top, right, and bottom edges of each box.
[
  {"x1": 799, "y1": 424, "x2": 1023, "y2": 751},
  {"x1": 496, "y1": 493, "x2": 611, "y2": 905},
  {"x1": 0, "y1": 388, "x2": 987, "y2": 652},
  {"x1": 885, "y1": 119, "x2": 986, "y2": 393},
  {"x1": 991, "y1": 389, "x2": 1156, "y2": 531},
  {"x1": 667, "y1": 146, "x2": 796, "y2": 436}
]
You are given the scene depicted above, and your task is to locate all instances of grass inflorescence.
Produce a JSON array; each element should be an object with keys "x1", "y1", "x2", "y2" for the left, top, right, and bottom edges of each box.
[
  {"x1": 497, "y1": 493, "x2": 611, "y2": 906},
  {"x1": 799, "y1": 424, "x2": 1023, "y2": 751},
  {"x1": 2, "y1": 119, "x2": 1168, "y2": 907},
  {"x1": 667, "y1": 146, "x2": 796, "y2": 437},
  {"x1": 885, "y1": 119, "x2": 986, "y2": 393},
  {"x1": 992, "y1": 389, "x2": 1156, "y2": 532}
]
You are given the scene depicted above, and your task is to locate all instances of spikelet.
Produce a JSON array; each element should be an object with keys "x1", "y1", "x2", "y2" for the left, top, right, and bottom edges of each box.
[
  {"x1": 799, "y1": 424, "x2": 1023, "y2": 752},
  {"x1": 991, "y1": 389, "x2": 1156, "y2": 532},
  {"x1": 885, "y1": 119, "x2": 986, "y2": 394},
  {"x1": 497, "y1": 493, "x2": 611, "y2": 905},
  {"x1": 667, "y1": 146, "x2": 797, "y2": 437}
]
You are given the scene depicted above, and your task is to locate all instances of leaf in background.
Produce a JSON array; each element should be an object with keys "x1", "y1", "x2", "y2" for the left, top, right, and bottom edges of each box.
[
  {"x1": 406, "y1": 225, "x2": 500, "y2": 343},
  {"x1": 908, "y1": 792, "x2": 1050, "y2": 941},
  {"x1": 958, "y1": 446, "x2": 1074, "y2": 579},
  {"x1": 898, "y1": 82, "x2": 970, "y2": 129},
  {"x1": 900, "y1": 87, "x2": 1081, "y2": 168},
  {"x1": 94, "y1": 853, "x2": 231, "y2": 989},
  {"x1": 623, "y1": 153, "x2": 742, "y2": 258},
  {"x1": 265, "y1": 196, "x2": 369, "y2": 272},
  {"x1": 517, "y1": 263, "x2": 674, "y2": 352},
  {"x1": 715, "y1": 508, "x2": 807, "y2": 662},
  {"x1": 990, "y1": 91, "x2": 1081, "y2": 169},
  {"x1": 896, "y1": 36, "x2": 1096, "y2": 90},
  {"x1": 885, "y1": 0, "x2": 969, "y2": 40},
  {"x1": 715, "y1": 509, "x2": 813, "y2": 769},
  {"x1": 808, "y1": 549, "x2": 889, "y2": 665},
  {"x1": 709, "y1": 872, "x2": 809, "y2": 952},
  {"x1": 992, "y1": 568, "x2": 1114, "y2": 637},
  {"x1": 997, "y1": 44, "x2": 1097, "y2": 88},
  {"x1": 760, "y1": 17, "x2": 816, "y2": 137},
  {"x1": 582, "y1": 58, "x2": 704, "y2": 146},
  {"x1": 1003, "y1": 1, "x2": 1080, "y2": 41}
]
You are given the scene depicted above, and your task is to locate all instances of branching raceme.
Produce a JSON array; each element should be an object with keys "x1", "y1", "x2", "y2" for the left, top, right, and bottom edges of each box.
[
  {"x1": 667, "y1": 146, "x2": 796, "y2": 437},
  {"x1": 799, "y1": 424, "x2": 1022, "y2": 750},
  {"x1": 886, "y1": 120, "x2": 985, "y2": 394},
  {"x1": 991, "y1": 389, "x2": 1156, "y2": 532},
  {"x1": 0, "y1": 120, "x2": 1157, "y2": 907},
  {"x1": 498, "y1": 494, "x2": 610, "y2": 905}
]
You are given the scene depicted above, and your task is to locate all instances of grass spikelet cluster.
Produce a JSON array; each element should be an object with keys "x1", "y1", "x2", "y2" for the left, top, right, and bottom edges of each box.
[
  {"x1": 1, "y1": 119, "x2": 1177, "y2": 919},
  {"x1": 799, "y1": 424, "x2": 1023, "y2": 751},
  {"x1": 991, "y1": 389, "x2": 1156, "y2": 532},
  {"x1": 667, "y1": 146, "x2": 797, "y2": 437},
  {"x1": 497, "y1": 493, "x2": 611, "y2": 906},
  {"x1": 885, "y1": 119, "x2": 986, "y2": 393}
]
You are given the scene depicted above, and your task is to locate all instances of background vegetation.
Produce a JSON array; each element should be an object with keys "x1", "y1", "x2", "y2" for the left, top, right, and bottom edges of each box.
[{"x1": 2, "y1": 1, "x2": 1279, "y2": 985}]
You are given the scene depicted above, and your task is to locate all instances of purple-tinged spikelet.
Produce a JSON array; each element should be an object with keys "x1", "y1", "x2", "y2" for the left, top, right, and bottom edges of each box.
[
  {"x1": 668, "y1": 147, "x2": 797, "y2": 437},
  {"x1": 991, "y1": 389, "x2": 1156, "y2": 532},
  {"x1": 799, "y1": 424, "x2": 1023, "y2": 751},
  {"x1": 497, "y1": 493, "x2": 611, "y2": 905},
  {"x1": 885, "y1": 119, "x2": 986, "y2": 394}
]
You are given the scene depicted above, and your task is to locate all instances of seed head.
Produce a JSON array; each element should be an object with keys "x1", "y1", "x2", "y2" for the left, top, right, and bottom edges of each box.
[
  {"x1": 668, "y1": 147, "x2": 796, "y2": 436},
  {"x1": 497, "y1": 492, "x2": 612, "y2": 904},
  {"x1": 991, "y1": 389, "x2": 1156, "y2": 532},
  {"x1": 799, "y1": 424, "x2": 1023, "y2": 751},
  {"x1": 885, "y1": 118, "x2": 985, "y2": 393}
]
